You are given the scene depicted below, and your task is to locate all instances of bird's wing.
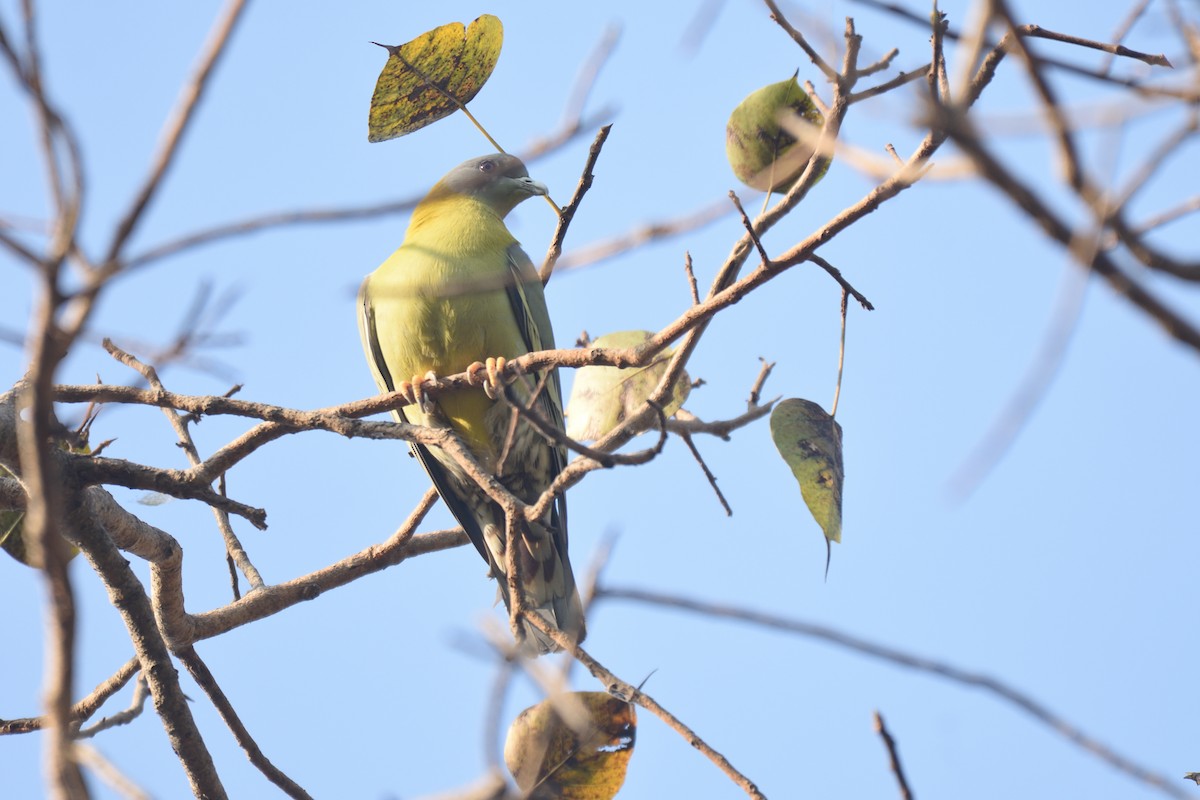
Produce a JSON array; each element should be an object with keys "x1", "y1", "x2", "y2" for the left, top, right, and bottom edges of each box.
[
  {"x1": 356, "y1": 276, "x2": 397, "y2": 395},
  {"x1": 503, "y1": 243, "x2": 569, "y2": 533}
]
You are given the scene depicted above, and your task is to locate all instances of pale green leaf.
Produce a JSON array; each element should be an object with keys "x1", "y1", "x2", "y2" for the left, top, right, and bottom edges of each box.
[
  {"x1": 726, "y1": 73, "x2": 826, "y2": 192},
  {"x1": 564, "y1": 330, "x2": 690, "y2": 441},
  {"x1": 769, "y1": 398, "x2": 844, "y2": 544}
]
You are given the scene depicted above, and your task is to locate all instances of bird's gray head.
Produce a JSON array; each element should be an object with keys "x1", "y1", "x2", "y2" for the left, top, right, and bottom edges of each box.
[{"x1": 429, "y1": 153, "x2": 548, "y2": 217}]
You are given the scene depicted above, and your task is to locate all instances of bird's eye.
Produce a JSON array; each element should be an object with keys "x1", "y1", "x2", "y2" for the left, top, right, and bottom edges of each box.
[{"x1": 478, "y1": 159, "x2": 495, "y2": 173}]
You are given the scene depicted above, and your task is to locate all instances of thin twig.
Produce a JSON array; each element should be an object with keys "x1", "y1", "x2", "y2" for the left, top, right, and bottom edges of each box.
[
  {"x1": 849, "y1": 64, "x2": 930, "y2": 104},
  {"x1": 1134, "y1": 194, "x2": 1200, "y2": 235},
  {"x1": 73, "y1": 744, "x2": 150, "y2": 800},
  {"x1": 188, "y1": 490, "x2": 443, "y2": 643},
  {"x1": 749, "y1": 358, "x2": 775, "y2": 408},
  {"x1": 1099, "y1": 0, "x2": 1154, "y2": 75},
  {"x1": 684, "y1": 252, "x2": 700, "y2": 305},
  {"x1": 852, "y1": 0, "x2": 1185, "y2": 102},
  {"x1": 873, "y1": 711, "x2": 914, "y2": 800},
  {"x1": 1020, "y1": 23, "x2": 1171, "y2": 67},
  {"x1": 0, "y1": 657, "x2": 139, "y2": 735},
  {"x1": 677, "y1": 431, "x2": 732, "y2": 515},
  {"x1": 76, "y1": 675, "x2": 149, "y2": 739},
  {"x1": 762, "y1": 0, "x2": 838, "y2": 81},
  {"x1": 556, "y1": 199, "x2": 732, "y2": 272},
  {"x1": 667, "y1": 402, "x2": 775, "y2": 442},
  {"x1": 178, "y1": 647, "x2": 314, "y2": 800},
  {"x1": 103, "y1": 339, "x2": 266, "y2": 586},
  {"x1": 596, "y1": 587, "x2": 1189, "y2": 800},
  {"x1": 540, "y1": 124, "x2": 612, "y2": 284},
  {"x1": 932, "y1": 102, "x2": 1200, "y2": 351},
  {"x1": 104, "y1": 0, "x2": 250, "y2": 263},
  {"x1": 523, "y1": 614, "x2": 767, "y2": 799},
  {"x1": 831, "y1": 289, "x2": 848, "y2": 418},
  {"x1": 503, "y1": 511, "x2": 530, "y2": 650},
  {"x1": 729, "y1": 191, "x2": 771, "y2": 265},
  {"x1": 808, "y1": 254, "x2": 874, "y2": 309},
  {"x1": 947, "y1": 254, "x2": 1089, "y2": 500}
]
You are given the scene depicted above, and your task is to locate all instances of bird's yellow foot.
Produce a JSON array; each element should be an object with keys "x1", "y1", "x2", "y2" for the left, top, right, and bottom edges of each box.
[{"x1": 467, "y1": 356, "x2": 508, "y2": 400}]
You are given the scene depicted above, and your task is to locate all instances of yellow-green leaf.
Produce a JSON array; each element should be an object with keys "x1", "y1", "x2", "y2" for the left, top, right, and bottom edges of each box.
[
  {"x1": 367, "y1": 14, "x2": 503, "y2": 143},
  {"x1": 726, "y1": 74, "x2": 826, "y2": 192},
  {"x1": 564, "y1": 331, "x2": 690, "y2": 441},
  {"x1": 769, "y1": 398, "x2": 843, "y2": 545},
  {"x1": 504, "y1": 692, "x2": 636, "y2": 800}
]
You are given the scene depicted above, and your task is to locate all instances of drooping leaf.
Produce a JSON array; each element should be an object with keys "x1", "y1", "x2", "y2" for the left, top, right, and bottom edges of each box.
[
  {"x1": 726, "y1": 73, "x2": 827, "y2": 192},
  {"x1": 368, "y1": 14, "x2": 503, "y2": 143},
  {"x1": 504, "y1": 691, "x2": 636, "y2": 800},
  {"x1": 564, "y1": 330, "x2": 690, "y2": 441},
  {"x1": 769, "y1": 398, "x2": 843, "y2": 545}
]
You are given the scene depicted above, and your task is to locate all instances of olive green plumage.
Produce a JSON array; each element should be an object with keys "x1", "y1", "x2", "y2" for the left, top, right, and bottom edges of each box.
[{"x1": 358, "y1": 154, "x2": 584, "y2": 653}]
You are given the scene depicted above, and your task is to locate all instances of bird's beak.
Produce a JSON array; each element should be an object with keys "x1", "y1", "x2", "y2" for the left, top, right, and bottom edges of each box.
[{"x1": 517, "y1": 176, "x2": 548, "y2": 197}]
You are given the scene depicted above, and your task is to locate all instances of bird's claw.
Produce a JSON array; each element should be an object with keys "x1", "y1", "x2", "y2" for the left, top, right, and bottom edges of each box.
[
  {"x1": 468, "y1": 356, "x2": 507, "y2": 400},
  {"x1": 399, "y1": 371, "x2": 440, "y2": 414}
]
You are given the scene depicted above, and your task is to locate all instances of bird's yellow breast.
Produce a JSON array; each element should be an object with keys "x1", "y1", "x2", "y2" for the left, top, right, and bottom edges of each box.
[{"x1": 366, "y1": 195, "x2": 526, "y2": 461}]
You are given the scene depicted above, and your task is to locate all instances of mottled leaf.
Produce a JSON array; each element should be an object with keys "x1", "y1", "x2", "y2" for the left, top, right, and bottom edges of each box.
[
  {"x1": 726, "y1": 73, "x2": 826, "y2": 192},
  {"x1": 368, "y1": 14, "x2": 503, "y2": 142},
  {"x1": 770, "y1": 398, "x2": 843, "y2": 544},
  {"x1": 564, "y1": 330, "x2": 690, "y2": 441},
  {"x1": 505, "y1": 692, "x2": 636, "y2": 799}
]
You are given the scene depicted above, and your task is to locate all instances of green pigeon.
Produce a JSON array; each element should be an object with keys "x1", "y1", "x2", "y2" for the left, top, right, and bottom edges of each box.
[{"x1": 358, "y1": 154, "x2": 585, "y2": 653}]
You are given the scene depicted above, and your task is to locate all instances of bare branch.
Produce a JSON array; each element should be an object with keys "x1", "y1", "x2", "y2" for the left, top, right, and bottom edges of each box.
[
  {"x1": 676, "y1": 430, "x2": 732, "y2": 515},
  {"x1": 1100, "y1": 0, "x2": 1155, "y2": 75},
  {"x1": 762, "y1": 0, "x2": 838, "y2": 81},
  {"x1": 178, "y1": 647, "x2": 314, "y2": 799},
  {"x1": 808, "y1": 253, "x2": 874, "y2": 309},
  {"x1": 540, "y1": 124, "x2": 612, "y2": 284},
  {"x1": 523, "y1": 613, "x2": 767, "y2": 799},
  {"x1": 683, "y1": 252, "x2": 700, "y2": 305},
  {"x1": 103, "y1": 340, "x2": 265, "y2": 587},
  {"x1": 557, "y1": 199, "x2": 731, "y2": 272},
  {"x1": 76, "y1": 675, "x2": 149, "y2": 739},
  {"x1": 848, "y1": 63, "x2": 929, "y2": 103},
  {"x1": 873, "y1": 711, "x2": 915, "y2": 800},
  {"x1": 0, "y1": 657, "x2": 139, "y2": 735},
  {"x1": 729, "y1": 191, "x2": 770, "y2": 265},
  {"x1": 932, "y1": 102, "x2": 1200, "y2": 351},
  {"x1": 189, "y1": 491, "x2": 445, "y2": 643},
  {"x1": 70, "y1": 497, "x2": 227, "y2": 798},
  {"x1": 597, "y1": 587, "x2": 1189, "y2": 800},
  {"x1": 104, "y1": 0, "x2": 250, "y2": 263},
  {"x1": 948, "y1": 263, "x2": 1088, "y2": 500},
  {"x1": 667, "y1": 402, "x2": 775, "y2": 441},
  {"x1": 72, "y1": 744, "x2": 150, "y2": 800},
  {"x1": 1020, "y1": 23, "x2": 1172, "y2": 67}
]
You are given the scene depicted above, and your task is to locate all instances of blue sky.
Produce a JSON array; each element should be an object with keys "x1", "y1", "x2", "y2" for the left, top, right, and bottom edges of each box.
[{"x1": 2, "y1": 1, "x2": 1198, "y2": 798}]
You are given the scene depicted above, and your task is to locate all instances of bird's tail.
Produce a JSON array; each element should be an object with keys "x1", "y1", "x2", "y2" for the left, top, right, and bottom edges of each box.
[
  {"x1": 521, "y1": 586, "x2": 586, "y2": 656},
  {"x1": 488, "y1": 523, "x2": 586, "y2": 655}
]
